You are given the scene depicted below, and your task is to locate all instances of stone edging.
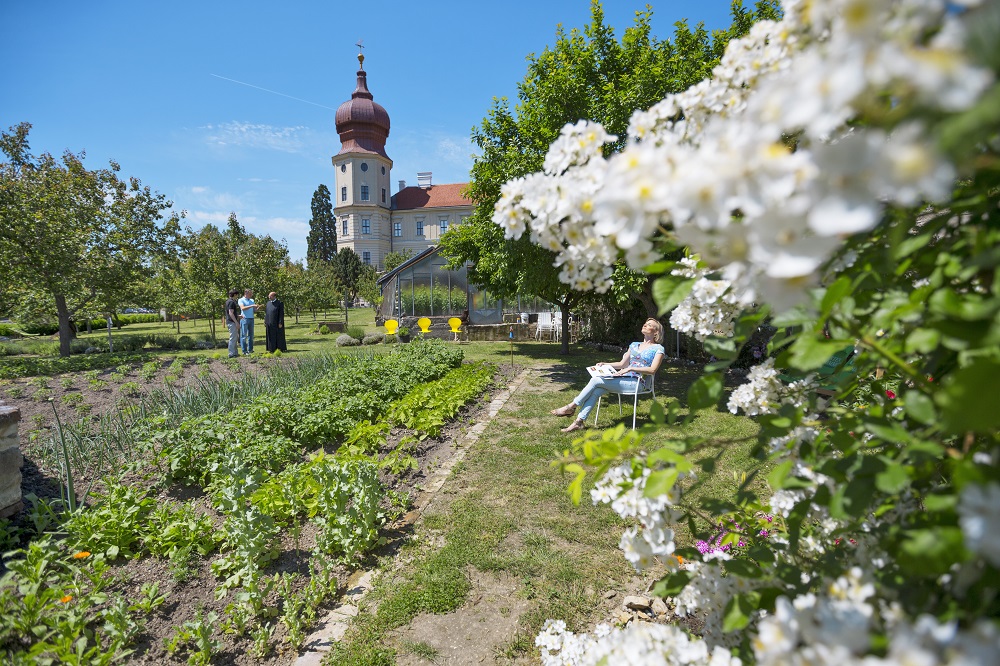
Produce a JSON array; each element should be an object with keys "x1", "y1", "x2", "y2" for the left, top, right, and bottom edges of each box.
[{"x1": 293, "y1": 366, "x2": 532, "y2": 665}]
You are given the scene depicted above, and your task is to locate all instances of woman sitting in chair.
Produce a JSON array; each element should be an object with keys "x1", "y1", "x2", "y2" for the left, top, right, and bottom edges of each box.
[{"x1": 551, "y1": 318, "x2": 665, "y2": 432}]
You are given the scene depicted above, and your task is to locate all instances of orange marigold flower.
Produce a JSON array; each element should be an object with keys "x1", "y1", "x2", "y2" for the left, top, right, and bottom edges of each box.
[
  {"x1": 72, "y1": 551, "x2": 91, "y2": 559},
  {"x1": 60, "y1": 595, "x2": 73, "y2": 603}
]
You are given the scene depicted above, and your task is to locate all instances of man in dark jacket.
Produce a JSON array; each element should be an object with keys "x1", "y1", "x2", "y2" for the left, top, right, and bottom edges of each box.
[
  {"x1": 264, "y1": 291, "x2": 287, "y2": 353},
  {"x1": 224, "y1": 288, "x2": 242, "y2": 357}
]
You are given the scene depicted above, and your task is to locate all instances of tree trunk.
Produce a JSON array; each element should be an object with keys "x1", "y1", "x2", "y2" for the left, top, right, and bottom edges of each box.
[
  {"x1": 639, "y1": 277, "x2": 660, "y2": 318},
  {"x1": 558, "y1": 295, "x2": 575, "y2": 355},
  {"x1": 55, "y1": 294, "x2": 73, "y2": 358}
]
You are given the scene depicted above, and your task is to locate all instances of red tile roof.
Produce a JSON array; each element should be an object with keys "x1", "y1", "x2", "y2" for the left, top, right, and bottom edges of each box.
[{"x1": 392, "y1": 183, "x2": 472, "y2": 210}]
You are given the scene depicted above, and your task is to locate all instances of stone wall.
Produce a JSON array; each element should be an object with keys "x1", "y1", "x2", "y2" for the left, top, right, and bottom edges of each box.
[{"x1": 0, "y1": 405, "x2": 22, "y2": 519}]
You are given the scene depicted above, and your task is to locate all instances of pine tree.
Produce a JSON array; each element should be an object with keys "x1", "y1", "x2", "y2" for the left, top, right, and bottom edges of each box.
[{"x1": 306, "y1": 184, "x2": 337, "y2": 266}]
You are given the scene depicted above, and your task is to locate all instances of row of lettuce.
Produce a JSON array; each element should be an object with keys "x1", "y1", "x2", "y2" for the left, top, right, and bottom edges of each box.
[{"x1": 0, "y1": 340, "x2": 496, "y2": 664}]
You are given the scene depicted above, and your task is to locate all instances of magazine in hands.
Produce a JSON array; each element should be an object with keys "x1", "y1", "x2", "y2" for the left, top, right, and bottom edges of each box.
[{"x1": 587, "y1": 364, "x2": 616, "y2": 378}]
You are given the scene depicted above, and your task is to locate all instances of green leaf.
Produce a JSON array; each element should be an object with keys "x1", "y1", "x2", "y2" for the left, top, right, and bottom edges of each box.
[
  {"x1": 903, "y1": 390, "x2": 936, "y2": 425},
  {"x1": 644, "y1": 468, "x2": 680, "y2": 499},
  {"x1": 704, "y1": 337, "x2": 738, "y2": 360},
  {"x1": 650, "y1": 570, "x2": 691, "y2": 597},
  {"x1": 725, "y1": 559, "x2": 762, "y2": 578},
  {"x1": 905, "y1": 328, "x2": 941, "y2": 355},
  {"x1": 687, "y1": 373, "x2": 723, "y2": 411},
  {"x1": 652, "y1": 275, "x2": 696, "y2": 315},
  {"x1": 936, "y1": 360, "x2": 1000, "y2": 434},
  {"x1": 788, "y1": 335, "x2": 846, "y2": 371},
  {"x1": 875, "y1": 460, "x2": 911, "y2": 494},
  {"x1": 722, "y1": 592, "x2": 758, "y2": 632},
  {"x1": 771, "y1": 307, "x2": 812, "y2": 327},
  {"x1": 820, "y1": 276, "x2": 852, "y2": 316}
]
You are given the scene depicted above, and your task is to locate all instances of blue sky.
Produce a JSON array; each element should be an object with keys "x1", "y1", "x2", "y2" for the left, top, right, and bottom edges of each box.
[{"x1": 2, "y1": 0, "x2": 739, "y2": 263}]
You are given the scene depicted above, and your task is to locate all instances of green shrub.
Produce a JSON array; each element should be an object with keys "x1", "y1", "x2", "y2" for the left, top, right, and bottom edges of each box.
[
  {"x1": 176, "y1": 335, "x2": 196, "y2": 350},
  {"x1": 318, "y1": 325, "x2": 330, "y2": 335},
  {"x1": 0, "y1": 324, "x2": 23, "y2": 338},
  {"x1": 362, "y1": 333, "x2": 384, "y2": 345},
  {"x1": 346, "y1": 326, "x2": 366, "y2": 341},
  {"x1": 118, "y1": 313, "x2": 160, "y2": 325},
  {"x1": 17, "y1": 321, "x2": 59, "y2": 336}
]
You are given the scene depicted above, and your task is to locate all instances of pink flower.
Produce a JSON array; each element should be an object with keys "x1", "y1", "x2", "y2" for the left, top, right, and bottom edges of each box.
[{"x1": 886, "y1": 390, "x2": 897, "y2": 399}]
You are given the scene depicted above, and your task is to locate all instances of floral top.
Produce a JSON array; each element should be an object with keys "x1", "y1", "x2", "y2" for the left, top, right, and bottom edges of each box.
[{"x1": 627, "y1": 342, "x2": 665, "y2": 377}]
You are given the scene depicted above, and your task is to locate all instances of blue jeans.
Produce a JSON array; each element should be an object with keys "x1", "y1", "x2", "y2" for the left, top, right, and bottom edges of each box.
[
  {"x1": 241, "y1": 318, "x2": 255, "y2": 354},
  {"x1": 572, "y1": 376, "x2": 641, "y2": 420},
  {"x1": 227, "y1": 321, "x2": 240, "y2": 357}
]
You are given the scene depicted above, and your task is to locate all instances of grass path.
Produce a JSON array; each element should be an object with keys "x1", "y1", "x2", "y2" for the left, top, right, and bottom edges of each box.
[{"x1": 325, "y1": 358, "x2": 763, "y2": 665}]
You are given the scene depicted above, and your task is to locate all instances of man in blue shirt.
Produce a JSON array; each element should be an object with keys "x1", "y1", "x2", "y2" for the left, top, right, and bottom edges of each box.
[{"x1": 238, "y1": 289, "x2": 261, "y2": 354}]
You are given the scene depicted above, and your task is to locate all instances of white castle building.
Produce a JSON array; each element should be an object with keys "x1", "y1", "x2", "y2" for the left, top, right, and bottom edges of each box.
[{"x1": 331, "y1": 53, "x2": 474, "y2": 269}]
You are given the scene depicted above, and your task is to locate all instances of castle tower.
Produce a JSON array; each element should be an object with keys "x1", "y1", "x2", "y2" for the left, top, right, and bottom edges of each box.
[{"x1": 332, "y1": 51, "x2": 393, "y2": 268}]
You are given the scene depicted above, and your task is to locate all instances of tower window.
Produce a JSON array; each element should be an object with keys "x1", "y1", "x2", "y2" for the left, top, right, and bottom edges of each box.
[
  {"x1": 416, "y1": 219, "x2": 424, "y2": 236},
  {"x1": 381, "y1": 188, "x2": 386, "y2": 204},
  {"x1": 340, "y1": 164, "x2": 346, "y2": 173},
  {"x1": 362, "y1": 218, "x2": 371, "y2": 234},
  {"x1": 342, "y1": 218, "x2": 349, "y2": 236},
  {"x1": 381, "y1": 165, "x2": 386, "y2": 175},
  {"x1": 393, "y1": 222, "x2": 401, "y2": 237},
  {"x1": 360, "y1": 162, "x2": 368, "y2": 172},
  {"x1": 362, "y1": 251, "x2": 371, "y2": 265},
  {"x1": 341, "y1": 186, "x2": 347, "y2": 202},
  {"x1": 361, "y1": 185, "x2": 369, "y2": 201}
]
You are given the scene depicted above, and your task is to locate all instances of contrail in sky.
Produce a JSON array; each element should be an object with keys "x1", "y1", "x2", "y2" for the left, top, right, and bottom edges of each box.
[{"x1": 209, "y1": 73, "x2": 337, "y2": 111}]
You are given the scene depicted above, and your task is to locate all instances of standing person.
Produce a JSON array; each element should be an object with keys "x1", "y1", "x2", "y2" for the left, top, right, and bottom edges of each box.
[
  {"x1": 238, "y1": 289, "x2": 261, "y2": 355},
  {"x1": 223, "y1": 289, "x2": 242, "y2": 358},
  {"x1": 264, "y1": 291, "x2": 287, "y2": 353},
  {"x1": 550, "y1": 318, "x2": 665, "y2": 432}
]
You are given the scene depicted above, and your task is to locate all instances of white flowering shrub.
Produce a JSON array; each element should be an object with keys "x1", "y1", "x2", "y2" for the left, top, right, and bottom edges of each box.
[{"x1": 515, "y1": 0, "x2": 1000, "y2": 663}]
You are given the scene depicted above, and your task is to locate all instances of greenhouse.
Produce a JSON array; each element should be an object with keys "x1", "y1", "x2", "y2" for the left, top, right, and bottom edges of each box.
[{"x1": 376, "y1": 247, "x2": 552, "y2": 325}]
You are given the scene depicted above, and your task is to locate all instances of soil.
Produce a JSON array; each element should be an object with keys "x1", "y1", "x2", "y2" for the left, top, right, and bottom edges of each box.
[{"x1": 0, "y1": 352, "x2": 526, "y2": 664}]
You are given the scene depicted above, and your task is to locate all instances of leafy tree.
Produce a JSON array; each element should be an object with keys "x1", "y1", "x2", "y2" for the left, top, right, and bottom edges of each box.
[
  {"x1": 0, "y1": 122, "x2": 181, "y2": 356},
  {"x1": 439, "y1": 0, "x2": 780, "y2": 352},
  {"x1": 306, "y1": 184, "x2": 337, "y2": 266},
  {"x1": 336, "y1": 247, "x2": 364, "y2": 305},
  {"x1": 382, "y1": 249, "x2": 414, "y2": 273},
  {"x1": 357, "y1": 265, "x2": 383, "y2": 315}
]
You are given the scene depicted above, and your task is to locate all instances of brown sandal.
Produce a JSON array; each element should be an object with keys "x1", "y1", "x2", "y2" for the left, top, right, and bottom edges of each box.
[
  {"x1": 550, "y1": 404, "x2": 577, "y2": 417},
  {"x1": 561, "y1": 419, "x2": 586, "y2": 433}
]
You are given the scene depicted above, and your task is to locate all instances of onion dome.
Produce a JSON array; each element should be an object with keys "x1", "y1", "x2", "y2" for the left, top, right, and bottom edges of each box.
[{"x1": 335, "y1": 53, "x2": 390, "y2": 158}]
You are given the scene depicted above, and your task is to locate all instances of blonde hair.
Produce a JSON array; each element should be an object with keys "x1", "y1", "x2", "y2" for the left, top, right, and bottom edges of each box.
[{"x1": 645, "y1": 318, "x2": 664, "y2": 343}]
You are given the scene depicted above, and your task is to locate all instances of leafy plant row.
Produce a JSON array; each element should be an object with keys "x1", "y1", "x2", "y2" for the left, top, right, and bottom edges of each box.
[{"x1": 1, "y1": 341, "x2": 473, "y2": 664}]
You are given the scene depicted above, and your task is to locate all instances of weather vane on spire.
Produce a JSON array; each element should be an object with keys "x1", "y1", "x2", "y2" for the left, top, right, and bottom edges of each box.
[{"x1": 355, "y1": 38, "x2": 365, "y2": 68}]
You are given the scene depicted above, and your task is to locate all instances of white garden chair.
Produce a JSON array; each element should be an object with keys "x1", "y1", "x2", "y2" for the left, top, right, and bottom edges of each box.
[
  {"x1": 593, "y1": 373, "x2": 656, "y2": 430},
  {"x1": 535, "y1": 312, "x2": 555, "y2": 340}
]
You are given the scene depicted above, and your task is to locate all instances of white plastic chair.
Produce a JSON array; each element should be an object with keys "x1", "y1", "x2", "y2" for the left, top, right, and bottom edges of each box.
[
  {"x1": 552, "y1": 312, "x2": 563, "y2": 341},
  {"x1": 593, "y1": 374, "x2": 656, "y2": 430},
  {"x1": 535, "y1": 312, "x2": 554, "y2": 340}
]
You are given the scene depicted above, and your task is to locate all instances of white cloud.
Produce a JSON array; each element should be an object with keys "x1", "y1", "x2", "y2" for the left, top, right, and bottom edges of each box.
[
  {"x1": 190, "y1": 185, "x2": 208, "y2": 193},
  {"x1": 202, "y1": 121, "x2": 308, "y2": 153},
  {"x1": 436, "y1": 135, "x2": 475, "y2": 165}
]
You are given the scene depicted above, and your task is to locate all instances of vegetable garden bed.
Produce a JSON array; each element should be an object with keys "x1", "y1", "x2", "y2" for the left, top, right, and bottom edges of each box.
[{"x1": 0, "y1": 340, "x2": 510, "y2": 664}]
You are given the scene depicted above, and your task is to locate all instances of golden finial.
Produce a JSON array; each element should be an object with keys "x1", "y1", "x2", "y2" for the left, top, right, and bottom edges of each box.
[{"x1": 356, "y1": 39, "x2": 365, "y2": 69}]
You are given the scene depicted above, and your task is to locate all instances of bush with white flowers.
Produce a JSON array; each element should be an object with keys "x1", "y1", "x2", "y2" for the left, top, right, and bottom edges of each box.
[{"x1": 507, "y1": 0, "x2": 1000, "y2": 663}]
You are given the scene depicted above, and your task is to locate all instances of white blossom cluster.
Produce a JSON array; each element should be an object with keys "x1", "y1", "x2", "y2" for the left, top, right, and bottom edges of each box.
[
  {"x1": 535, "y1": 619, "x2": 743, "y2": 666},
  {"x1": 753, "y1": 571, "x2": 1000, "y2": 665},
  {"x1": 668, "y1": 259, "x2": 748, "y2": 340},
  {"x1": 492, "y1": 0, "x2": 992, "y2": 313},
  {"x1": 591, "y1": 463, "x2": 683, "y2": 572}
]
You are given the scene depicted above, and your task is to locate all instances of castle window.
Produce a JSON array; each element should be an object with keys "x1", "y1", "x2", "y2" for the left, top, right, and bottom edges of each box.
[
  {"x1": 381, "y1": 165, "x2": 386, "y2": 175},
  {"x1": 393, "y1": 222, "x2": 401, "y2": 237},
  {"x1": 416, "y1": 219, "x2": 424, "y2": 236},
  {"x1": 341, "y1": 186, "x2": 347, "y2": 202},
  {"x1": 362, "y1": 218, "x2": 371, "y2": 234},
  {"x1": 382, "y1": 188, "x2": 386, "y2": 204},
  {"x1": 362, "y1": 251, "x2": 371, "y2": 265},
  {"x1": 342, "y1": 218, "x2": 349, "y2": 236},
  {"x1": 439, "y1": 218, "x2": 449, "y2": 234},
  {"x1": 360, "y1": 162, "x2": 368, "y2": 172},
  {"x1": 361, "y1": 185, "x2": 370, "y2": 201}
]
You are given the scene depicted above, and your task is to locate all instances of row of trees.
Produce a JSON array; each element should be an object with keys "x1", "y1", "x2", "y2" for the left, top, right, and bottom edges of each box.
[{"x1": 0, "y1": 124, "x2": 378, "y2": 356}]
